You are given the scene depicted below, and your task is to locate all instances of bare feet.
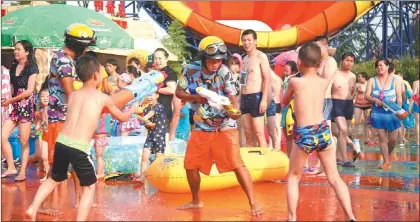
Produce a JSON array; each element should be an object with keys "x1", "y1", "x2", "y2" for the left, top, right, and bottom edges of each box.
[
  {"x1": 73, "y1": 202, "x2": 99, "y2": 209},
  {"x1": 133, "y1": 175, "x2": 146, "y2": 183},
  {"x1": 97, "y1": 174, "x2": 105, "y2": 179},
  {"x1": 14, "y1": 174, "x2": 26, "y2": 182},
  {"x1": 25, "y1": 207, "x2": 36, "y2": 221},
  {"x1": 378, "y1": 163, "x2": 391, "y2": 169},
  {"x1": 38, "y1": 208, "x2": 62, "y2": 216},
  {"x1": 250, "y1": 203, "x2": 263, "y2": 216},
  {"x1": 316, "y1": 171, "x2": 326, "y2": 177},
  {"x1": 177, "y1": 201, "x2": 204, "y2": 210}
]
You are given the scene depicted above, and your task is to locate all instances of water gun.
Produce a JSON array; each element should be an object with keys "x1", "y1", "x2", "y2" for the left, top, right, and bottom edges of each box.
[
  {"x1": 102, "y1": 70, "x2": 166, "y2": 114},
  {"x1": 382, "y1": 97, "x2": 409, "y2": 120},
  {"x1": 195, "y1": 87, "x2": 240, "y2": 115}
]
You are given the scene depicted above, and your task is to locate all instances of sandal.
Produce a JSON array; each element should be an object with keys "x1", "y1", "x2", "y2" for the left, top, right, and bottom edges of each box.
[
  {"x1": 1, "y1": 171, "x2": 18, "y2": 178},
  {"x1": 14, "y1": 175, "x2": 26, "y2": 182}
]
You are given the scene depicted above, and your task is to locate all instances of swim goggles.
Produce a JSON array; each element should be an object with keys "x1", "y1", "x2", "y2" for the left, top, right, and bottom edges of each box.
[{"x1": 204, "y1": 43, "x2": 227, "y2": 56}]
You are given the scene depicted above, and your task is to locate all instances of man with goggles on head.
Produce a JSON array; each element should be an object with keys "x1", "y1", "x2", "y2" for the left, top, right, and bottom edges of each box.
[{"x1": 175, "y1": 36, "x2": 262, "y2": 216}]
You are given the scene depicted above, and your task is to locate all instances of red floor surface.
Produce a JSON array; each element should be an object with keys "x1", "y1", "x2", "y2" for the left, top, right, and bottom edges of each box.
[{"x1": 1, "y1": 166, "x2": 419, "y2": 221}]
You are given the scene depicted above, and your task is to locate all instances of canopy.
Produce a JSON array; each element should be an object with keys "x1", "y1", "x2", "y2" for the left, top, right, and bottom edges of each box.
[{"x1": 1, "y1": 4, "x2": 134, "y2": 49}]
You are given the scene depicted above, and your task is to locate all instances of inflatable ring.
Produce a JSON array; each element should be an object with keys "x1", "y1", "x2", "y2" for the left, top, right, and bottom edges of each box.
[{"x1": 157, "y1": 1, "x2": 379, "y2": 51}]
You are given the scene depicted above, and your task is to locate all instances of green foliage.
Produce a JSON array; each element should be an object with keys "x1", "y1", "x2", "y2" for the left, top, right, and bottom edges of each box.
[
  {"x1": 162, "y1": 20, "x2": 191, "y2": 63},
  {"x1": 352, "y1": 56, "x2": 420, "y2": 84},
  {"x1": 168, "y1": 61, "x2": 184, "y2": 78}
]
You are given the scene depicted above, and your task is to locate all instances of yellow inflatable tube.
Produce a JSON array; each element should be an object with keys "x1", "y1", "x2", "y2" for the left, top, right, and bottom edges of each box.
[{"x1": 146, "y1": 147, "x2": 289, "y2": 193}]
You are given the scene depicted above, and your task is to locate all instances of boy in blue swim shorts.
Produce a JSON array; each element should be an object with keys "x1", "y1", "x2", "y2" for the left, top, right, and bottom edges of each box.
[{"x1": 282, "y1": 43, "x2": 356, "y2": 221}]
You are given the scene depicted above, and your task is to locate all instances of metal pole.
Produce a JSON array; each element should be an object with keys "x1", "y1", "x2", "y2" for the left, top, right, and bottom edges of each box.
[
  {"x1": 399, "y1": 1, "x2": 403, "y2": 56},
  {"x1": 383, "y1": 2, "x2": 388, "y2": 58}
]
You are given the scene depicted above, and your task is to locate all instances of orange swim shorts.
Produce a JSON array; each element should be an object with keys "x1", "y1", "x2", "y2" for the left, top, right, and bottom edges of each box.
[
  {"x1": 42, "y1": 121, "x2": 65, "y2": 164},
  {"x1": 184, "y1": 129, "x2": 244, "y2": 175}
]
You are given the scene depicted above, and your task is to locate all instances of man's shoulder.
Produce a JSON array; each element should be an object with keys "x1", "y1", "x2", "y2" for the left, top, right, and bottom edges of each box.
[
  {"x1": 325, "y1": 56, "x2": 337, "y2": 67},
  {"x1": 256, "y1": 50, "x2": 268, "y2": 60}
]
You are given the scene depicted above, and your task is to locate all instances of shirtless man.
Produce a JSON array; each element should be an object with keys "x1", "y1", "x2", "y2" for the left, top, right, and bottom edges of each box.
[
  {"x1": 312, "y1": 36, "x2": 338, "y2": 174},
  {"x1": 331, "y1": 52, "x2": 360, "y2": 167},
  {"x1": 240, "y1": 29, "x2": 271, "y2": 147},
  {"x1": 266, "y1": 69, "x2": 283, "y2": 150}
]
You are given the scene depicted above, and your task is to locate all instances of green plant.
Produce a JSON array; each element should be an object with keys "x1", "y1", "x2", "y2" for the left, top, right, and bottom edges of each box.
[
  {"x1": 168, "y1": 60, "x2": 184, "y2": 78},
  {"x1": 352, "y1": 56, "x2": 420, "y2": 84},
  {"x1": 162, "y1": 20, "x2": 191, "y2": 64}
]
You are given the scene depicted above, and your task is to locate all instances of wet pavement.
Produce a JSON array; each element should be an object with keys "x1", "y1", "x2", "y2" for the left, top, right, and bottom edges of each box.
[{"x1": 2, "y1": 136, "x2": 419, "y2": 221}]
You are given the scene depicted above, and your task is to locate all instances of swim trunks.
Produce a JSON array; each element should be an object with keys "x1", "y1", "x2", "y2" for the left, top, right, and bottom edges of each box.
[
  {"x1": 332, "y1": 99, "x2": 354, "y2": 120},
  {"x1": 322, "y1": 98, "x2": 333, "y2": 121},
  {"x1": 240, "y1": 92, "x2": 264, "y2": 117},
  {"x1": 355, "y1": 106, "x2": 371, "y2": 111},
  {"x1": 293, "y1": 120, "x2": 332, "y2": 154},
  {"x1": 184, "y1": 129, "x2": 244, "y2": 175},
  {"x1": 276, "y1": 103, "x2": 281, "y2": 114},
  {"x1": 93, "y1": 136, "x2": 109, "y2": 148},
  {"x1": 266, "y1": 100, "x2": 276, "y2": 117},
  {"x1": 51, "y1": 134, "x2": 97, "y2": 186}
]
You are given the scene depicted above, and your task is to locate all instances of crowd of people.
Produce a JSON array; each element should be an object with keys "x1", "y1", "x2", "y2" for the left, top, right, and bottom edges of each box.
[{"x1": 0, "y1": 22, "x2": 419, "y2": 221}]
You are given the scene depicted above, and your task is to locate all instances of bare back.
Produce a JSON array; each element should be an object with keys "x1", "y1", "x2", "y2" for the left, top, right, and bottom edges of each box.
[
  {"x1": 60, "y1": 89, "x2": 108, "y2": 143},
  {"x1": 270, "y1": 71, "x2": 282, "y2": 103},
  {"x1": 242, "y1": 50, "x2": 267, "y2": 94},
  {"x1": 317, "y1": 56, "x2": 337, "y2": 99},
  {"x1": 291, "y1": 74, "x2": 328, "y2": 126},
  {"x1": 331, "y1": 69, "x2": 356, "y2": 100}
]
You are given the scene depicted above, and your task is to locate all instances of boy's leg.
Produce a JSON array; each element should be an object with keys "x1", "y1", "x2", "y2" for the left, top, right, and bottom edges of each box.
[
  {"x1": 40, "y1": 141, "x2": 49, "y2": 181},
  {"x1": 134, "y1": 148, "x2": 151, "y2": 182},
  {"x1": 93, "y1": 136, "x2": 107, "y2": 179},
  {"x1": 76, "y1": 184, "x2": 96, "y2": 221},
  {"x1": 25, "y1": 178, "x2": 60, "y2": 221},
  {"x1": 70, "y1": 168, "x2": 83, "y2": 208},
  {"x1": 317, "y1": 146, "x2": 355, "y2": 221},
  {"x1": 286, "y1": 142, "x2": 309, "y2": 221}
]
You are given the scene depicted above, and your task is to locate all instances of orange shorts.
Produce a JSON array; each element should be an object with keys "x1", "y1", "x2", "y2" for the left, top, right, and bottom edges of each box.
[
  {"x1": 184, "y1": 129, "x2": 244, "y2": 175},
  {"x1": 42, "y1": 121, "x2": 65, "y2": 164}
]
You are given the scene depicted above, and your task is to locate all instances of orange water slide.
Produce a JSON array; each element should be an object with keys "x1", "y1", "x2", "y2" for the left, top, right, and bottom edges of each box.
[{"x1": 157, "y1": 1, "x2": 380, "y2": 51}]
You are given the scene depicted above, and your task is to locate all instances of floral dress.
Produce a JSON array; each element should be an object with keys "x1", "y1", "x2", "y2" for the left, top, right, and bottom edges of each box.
[{"x1": 9, "y1": 62, "x2": 38, "y2": 123}]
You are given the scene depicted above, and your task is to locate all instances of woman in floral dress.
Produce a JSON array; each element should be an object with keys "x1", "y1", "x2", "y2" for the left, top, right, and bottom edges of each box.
[{"x1": 1, "y1": 40, "x2": 39, "y2": 181}]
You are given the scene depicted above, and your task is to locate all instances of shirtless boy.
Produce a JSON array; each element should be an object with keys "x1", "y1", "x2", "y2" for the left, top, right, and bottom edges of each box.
[
  {"x1": 331, "y1": 52, "x2": 361, "y2": 167},
  {"x1": 25, "y1": 56, "x2": 138, "y2": 221},
  {"x1": 283, "y1": 43, "x2": 355, "y2": 221},
  {"x1": 266, "y1": 70, "x2": 283, "y2": 150},
  {"x1": 240, "y1": 29, "x2": 271, "y2": 147}
]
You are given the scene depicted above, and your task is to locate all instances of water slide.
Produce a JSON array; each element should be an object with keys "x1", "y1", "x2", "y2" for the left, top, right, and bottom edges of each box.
[{"x1": 156, "y1": 1, "x2": 380, "y2": 51}]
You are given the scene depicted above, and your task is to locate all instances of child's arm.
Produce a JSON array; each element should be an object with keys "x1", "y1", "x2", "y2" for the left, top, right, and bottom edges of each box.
[
  {"x1": 104, "y1": 95, "x2": 138, "y2": 122},
  {"x1": 282, "y1": 78, "x2": 295, "y2": 106},
  {"x1": 143, "y1": 107, "x2": 155, "y2": 120}
]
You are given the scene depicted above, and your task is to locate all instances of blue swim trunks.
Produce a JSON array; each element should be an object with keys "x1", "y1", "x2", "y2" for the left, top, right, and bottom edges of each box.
[
  {"x1": 266, "y1": 100, "x2": 276, "y2": 117},
  {"x1": 293, "y1": 120, "x2": 332, "y2": 154}
]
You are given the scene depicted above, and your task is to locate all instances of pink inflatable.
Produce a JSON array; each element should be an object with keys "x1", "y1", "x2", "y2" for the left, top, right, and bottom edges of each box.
[{"x1": 273, "y1": 50, "x2": 298, "y2": 77}]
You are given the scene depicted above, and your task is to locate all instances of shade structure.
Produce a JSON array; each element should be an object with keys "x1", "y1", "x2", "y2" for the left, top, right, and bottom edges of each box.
[
  {"x1": 1, "y1": 4, "x2": 134, "y2": 49},
  {"x1": 157, "y1": 1, "x2": 380, "y2": 51}
]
